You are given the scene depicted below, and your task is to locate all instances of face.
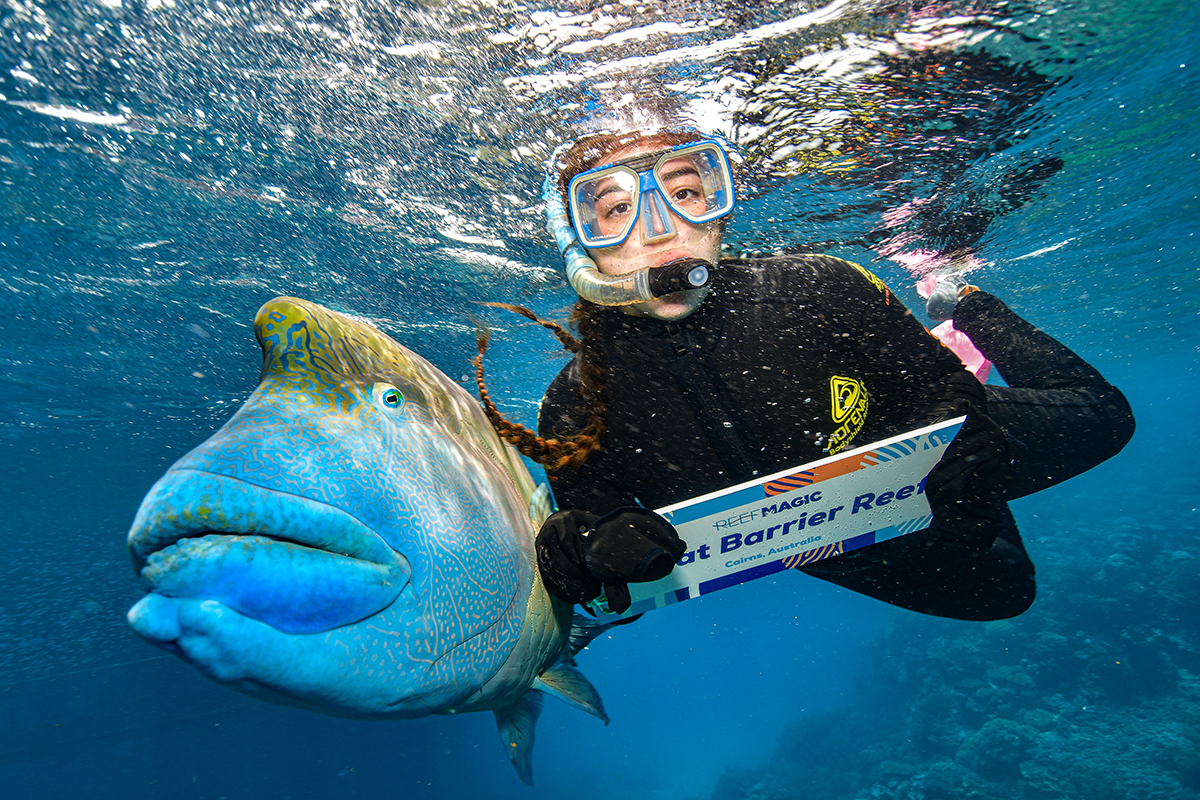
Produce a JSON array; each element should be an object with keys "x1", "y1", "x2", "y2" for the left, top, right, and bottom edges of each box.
[{"x1": 584, "y1": 141, "x2": 725, "y2": 321}]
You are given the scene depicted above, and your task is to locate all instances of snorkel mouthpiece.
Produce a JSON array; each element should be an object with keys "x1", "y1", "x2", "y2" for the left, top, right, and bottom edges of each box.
[
  {"x1": 543, "y1": 176, "x2": 712, "y2": 306},
  {"x1": 647, "y1": 258, "x2": 712, "y2": 296}
]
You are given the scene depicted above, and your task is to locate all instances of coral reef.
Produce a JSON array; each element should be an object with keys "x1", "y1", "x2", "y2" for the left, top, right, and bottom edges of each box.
[{"x1": 707, "y1": 512, "x2": 1200, "y2": 800}]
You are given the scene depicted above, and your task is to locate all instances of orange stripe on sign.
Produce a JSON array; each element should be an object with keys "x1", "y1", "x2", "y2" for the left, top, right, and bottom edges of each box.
[
  {"x1": 765, "y1": 473, "x2": 816, "y2": 496},
  {"x1": 803, "y1": 450, "x2": 878, "y2": 483},
  {"x1": 782, "y1": 542, "x2": 844, "y2": 569},
  {"x1": 765, "y1": 448, "x2": 878, "y2": 496}
]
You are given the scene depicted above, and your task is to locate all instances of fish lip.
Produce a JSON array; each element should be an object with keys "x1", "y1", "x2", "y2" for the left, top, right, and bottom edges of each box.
[{"x1": 128, "y1": 468, "x2": 405, "y2": 573}]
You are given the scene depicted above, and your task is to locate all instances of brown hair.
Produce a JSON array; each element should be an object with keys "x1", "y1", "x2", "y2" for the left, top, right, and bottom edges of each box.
[{"x1": 473, "y1": 300, "x2": 609, "y2": 470}]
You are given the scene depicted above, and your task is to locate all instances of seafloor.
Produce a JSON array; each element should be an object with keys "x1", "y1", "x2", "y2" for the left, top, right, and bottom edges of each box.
[{"x1": 706, "y1": 510, "x2": 1200, "y2": 800}]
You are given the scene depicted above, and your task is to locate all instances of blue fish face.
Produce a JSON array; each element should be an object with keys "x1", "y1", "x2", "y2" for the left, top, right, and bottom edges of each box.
[{"x1": 127, "y1": 297, "x2": 570, "y2": 720}]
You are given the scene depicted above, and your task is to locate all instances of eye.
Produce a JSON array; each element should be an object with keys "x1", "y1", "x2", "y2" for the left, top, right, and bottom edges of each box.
[
  {"x1": 605, "y1": 201, "x2": 633, "y2": 219},
  {"x1": 371, "y1": 383, "x2": 405, "y2": 410}
]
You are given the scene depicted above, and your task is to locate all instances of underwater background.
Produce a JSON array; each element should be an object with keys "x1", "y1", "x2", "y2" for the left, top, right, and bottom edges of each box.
[{"x1": 1, "y1": 0, "x2": 1197, "y2": 798}]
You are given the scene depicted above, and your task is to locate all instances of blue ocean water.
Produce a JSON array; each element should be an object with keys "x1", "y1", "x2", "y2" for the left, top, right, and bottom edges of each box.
[{"x1": 1, "y1": 1, "x2": 1197, "y2": 798}]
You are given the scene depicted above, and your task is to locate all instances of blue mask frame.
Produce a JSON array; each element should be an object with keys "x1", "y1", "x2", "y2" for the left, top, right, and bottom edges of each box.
[{"x1": 567, "y1": 140, "x2": 736, "y2": 249}]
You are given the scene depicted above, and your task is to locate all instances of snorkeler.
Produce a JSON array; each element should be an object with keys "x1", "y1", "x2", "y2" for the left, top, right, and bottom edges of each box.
[{"x1": 475, "y1": 130, "x2": 1134, "y2": 621}]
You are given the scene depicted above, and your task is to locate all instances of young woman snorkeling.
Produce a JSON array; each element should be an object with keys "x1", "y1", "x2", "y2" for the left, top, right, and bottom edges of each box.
[{"x1": 475, "y1": 129, "x2": 1134, "y2": 621}]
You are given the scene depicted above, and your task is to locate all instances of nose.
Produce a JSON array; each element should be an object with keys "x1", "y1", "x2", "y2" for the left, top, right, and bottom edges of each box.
[{"x1": 638, "y1": 189, "x2": 678, "y2": 244}]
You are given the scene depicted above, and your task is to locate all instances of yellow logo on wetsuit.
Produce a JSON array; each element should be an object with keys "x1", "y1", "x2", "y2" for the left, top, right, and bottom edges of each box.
[
  {"x1": 827, "y1": 375, "x2": 868, "y2": 454},
  {"x1": 850, "y1": 263, "x2": 890, "y2": 299}
]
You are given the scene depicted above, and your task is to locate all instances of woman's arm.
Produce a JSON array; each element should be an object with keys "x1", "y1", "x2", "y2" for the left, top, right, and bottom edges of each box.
[
  {"x1": 793, "y1": 258, "x2": 1036, "y2": 619},
  {"x1": 953, "y1": 291, "x2": 1135, "y2": 500}
]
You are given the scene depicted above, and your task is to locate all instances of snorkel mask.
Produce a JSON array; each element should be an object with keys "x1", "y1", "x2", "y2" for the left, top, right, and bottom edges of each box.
[{"x1": 545, "y1": 138, "x2": 736, "y2": 306}]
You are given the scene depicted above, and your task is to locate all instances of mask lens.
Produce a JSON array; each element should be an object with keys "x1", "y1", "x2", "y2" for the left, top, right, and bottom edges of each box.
[
  {"x1": 654, "y1": 144, "x2": 734, "y2": 223},
  {"x1": 568, "y1": 166, "x2": 640, "y2": 248}
]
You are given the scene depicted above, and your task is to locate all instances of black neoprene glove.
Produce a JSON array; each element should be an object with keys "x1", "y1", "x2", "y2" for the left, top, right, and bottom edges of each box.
[
  {"x1": 925, "y1": 400, "x2": 1011, "y2": 551},
  {"x1": 536, "y1": 507, "x2": 687, "y2": 614}
]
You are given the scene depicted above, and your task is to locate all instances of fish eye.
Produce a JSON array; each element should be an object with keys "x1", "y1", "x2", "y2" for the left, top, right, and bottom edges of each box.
[{"x1": 372, "y1": 383, "x2": 405, "y2": 409}]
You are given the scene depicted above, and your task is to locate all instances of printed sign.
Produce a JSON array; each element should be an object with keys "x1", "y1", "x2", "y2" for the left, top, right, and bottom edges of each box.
[{"x1": 592, "y1": 416, "x2": 966, "y2": 620}]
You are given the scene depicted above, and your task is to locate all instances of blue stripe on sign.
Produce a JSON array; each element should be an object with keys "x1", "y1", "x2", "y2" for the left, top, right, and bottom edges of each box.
[
  {"x1": 663, "y1": 484, "x2": 765, "y2": 526},
  {"x1": 926, "y1": 423, "x2": 963, "y2": 448},
  {"x1": 698, "y1": 557, "x2": 790, "y2": 595},
  {"x1": 874, "y1": 438, "x2": 918, "y2": 462},
  {"x1": 626, "y1": 597, "x2": 658, "y2": 616},
  {"x1": 873, "y1": 515, "x2": 932, "y2": 543},
  {"x1": 840, "y1": 531, "x2": 879, "y2": 554},
  {"x1": 899, "y1": 514, "x2": 933, "y2": 535}
]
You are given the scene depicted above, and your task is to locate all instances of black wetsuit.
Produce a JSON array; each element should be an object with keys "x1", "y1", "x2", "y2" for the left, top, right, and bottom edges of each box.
[{"x1": 538, "y1": 255, "x2": 1134, "y2": 620}]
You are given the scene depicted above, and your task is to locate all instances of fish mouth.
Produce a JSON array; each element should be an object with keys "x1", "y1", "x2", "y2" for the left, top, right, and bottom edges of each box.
[
  {"x1": 129, "y1": 468, "x2": 402, "y2": 569},
  {"x1": 127, "y1": 469, "x2": 410, "y2": 636}
]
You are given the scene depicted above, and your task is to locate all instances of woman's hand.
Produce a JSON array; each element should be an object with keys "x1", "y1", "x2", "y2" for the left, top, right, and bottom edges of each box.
[{"x1": 536, "y1": 507, "x2": 686, "y2": 613}]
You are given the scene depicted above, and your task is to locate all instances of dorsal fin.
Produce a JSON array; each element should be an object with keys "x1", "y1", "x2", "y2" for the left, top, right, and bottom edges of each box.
[
  {"x1": 494, "y1": 691, "x2": 544, "y2": 786},
  {"x1": 534, "y1": 665, "x2": 609, "y2": 724}
]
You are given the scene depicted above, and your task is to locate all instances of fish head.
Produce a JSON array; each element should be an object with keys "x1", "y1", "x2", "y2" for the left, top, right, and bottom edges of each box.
[{"x1": 127, "y1": 297, "x2": 567, "y2": 717}]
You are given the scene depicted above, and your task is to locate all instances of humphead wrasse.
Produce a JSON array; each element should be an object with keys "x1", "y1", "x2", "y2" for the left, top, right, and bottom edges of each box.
[{"x1": 126, "y1": 296, "x2": 606, "y2": 784}]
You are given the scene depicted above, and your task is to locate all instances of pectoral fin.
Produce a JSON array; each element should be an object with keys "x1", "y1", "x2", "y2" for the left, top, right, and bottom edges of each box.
[
  {"x1": 494, "y1": 691, "x2": 543, "y2": 786},
  {"x1": 568, "y1": 611, "x2": 638, "y2": 657},
  {"x1": 529, "y1": 483, "x2": 554, "y2": 527},
  {"x1": 534, "y1": 665, "x2": 608, "y2": 724}
]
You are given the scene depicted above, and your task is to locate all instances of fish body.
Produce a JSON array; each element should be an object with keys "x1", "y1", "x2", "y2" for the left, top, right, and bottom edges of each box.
[{"x1": 126, "y1": 296, "x2": 600, "y2": 783}]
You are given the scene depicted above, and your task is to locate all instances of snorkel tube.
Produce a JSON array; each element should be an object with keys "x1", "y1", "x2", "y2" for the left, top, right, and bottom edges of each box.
[{"x1": 543, "y1": 177, "x2": 711, "y2": 306}]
